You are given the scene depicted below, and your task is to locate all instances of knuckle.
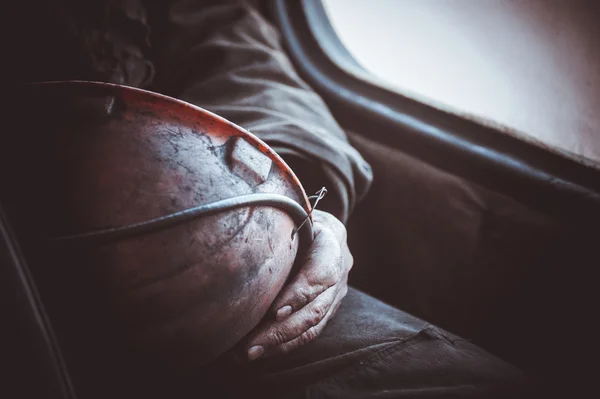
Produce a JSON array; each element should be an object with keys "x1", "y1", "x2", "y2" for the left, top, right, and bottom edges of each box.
[
  {"x1": 308, "y1": 266, "x2": 341, "y2": 291},
  {"x1": 313, "y1": 211, "x2": 346, "y2": 240},
  {"x1": 301, "y1": 326, "x2": 320, "y2": 344},
  {"x1": 312, "y1": 227, "x2": 336, "y2": 250},
  {"x1": 320, "y1": 228, "x2": 339, "y2": 246},
  {"x1": 287, "y1": 284, "x2": 314, "y2": 309},
  {"x1": 298, "y1": 287, "x2": 315, "y2": 305},
  {"x1": 302, "y1": 275, "x2": 330, "y2": 298},
  {"x1": 269, "y1": 327, "x2": 290, "y2": 345},
  {"x1": 311, "y1": 270, "x2": 335, "y2": 289},
  {"x1": 316, "y1": 251, "x2": 342, "y2": 281},
  {"x1": 325, "y1": 269, "x2": 340, "y2": 287},
  {"x1": 311, "y1": 305, "x2": 326, "y2": 324}
]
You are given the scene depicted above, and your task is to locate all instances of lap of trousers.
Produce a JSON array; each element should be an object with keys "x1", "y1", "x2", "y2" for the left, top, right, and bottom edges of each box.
[{"x1": 194, "y1": 288, "x2": 533, "y2": 399}]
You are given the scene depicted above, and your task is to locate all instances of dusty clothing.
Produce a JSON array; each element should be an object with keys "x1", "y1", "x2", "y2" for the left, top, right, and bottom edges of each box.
[
  {"x1": 18, "y1": 0, "x2": 371, "y2": 222},
  {"x1": 17, "y1": 0, "x2": 530, "y2": 397},
  {"x1": 193, "y1": 288, "x2": 530, "y2": 399}
]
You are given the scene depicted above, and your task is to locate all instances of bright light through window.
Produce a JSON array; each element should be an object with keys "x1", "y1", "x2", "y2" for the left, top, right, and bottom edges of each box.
[{"x1": 322, "y1": 0, "x2": 600, "y2": 165}]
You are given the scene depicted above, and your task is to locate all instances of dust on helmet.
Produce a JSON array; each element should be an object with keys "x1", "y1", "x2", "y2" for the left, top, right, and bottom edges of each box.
[{"x1": 2, "y1": 81, "x2": 318, "y2": 371}]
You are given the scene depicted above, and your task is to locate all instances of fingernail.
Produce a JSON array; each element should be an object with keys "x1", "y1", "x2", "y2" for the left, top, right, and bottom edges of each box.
[
  {"x1": 276, "y1": 305, "x2": 293, "y2": 320},
  {"x1": 247, "y1": 345, "x2": 264, "y2": 361}
]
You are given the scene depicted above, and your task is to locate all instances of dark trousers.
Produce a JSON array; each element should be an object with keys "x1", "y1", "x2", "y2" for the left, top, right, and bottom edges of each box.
[{"x1": 189, "y1": 288, "x2": 530, "y2": 399}]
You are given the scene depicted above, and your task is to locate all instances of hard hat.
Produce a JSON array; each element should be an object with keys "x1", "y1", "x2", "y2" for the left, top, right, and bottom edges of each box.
[{"x1": 3, "y1": 81, "x2": 316, "y2": 371}]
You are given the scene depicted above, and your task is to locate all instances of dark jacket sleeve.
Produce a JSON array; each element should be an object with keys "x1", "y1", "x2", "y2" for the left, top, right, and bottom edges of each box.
[{"x1": 150, "y1": 0, "x2": 372, "y2": 222}]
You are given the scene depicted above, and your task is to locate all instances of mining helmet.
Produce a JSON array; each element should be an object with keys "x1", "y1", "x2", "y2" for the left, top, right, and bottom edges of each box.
[{"x1": 5, "y1": 81, "x2": 321, "y2": 369}]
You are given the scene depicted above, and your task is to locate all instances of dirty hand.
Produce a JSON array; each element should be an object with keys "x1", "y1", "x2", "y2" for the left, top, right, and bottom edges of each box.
[{"x1": 244, "y1": 209, "x2": 353, "y2": 361}]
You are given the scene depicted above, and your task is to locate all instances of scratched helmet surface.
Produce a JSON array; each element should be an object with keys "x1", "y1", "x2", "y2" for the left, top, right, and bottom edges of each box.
[{"x1": 10, "y1": 81, "x2": 314, "y2": 369}]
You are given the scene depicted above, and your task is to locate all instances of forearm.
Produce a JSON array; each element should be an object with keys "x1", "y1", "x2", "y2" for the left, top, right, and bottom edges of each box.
[{"x1": 150, "y1": 0, "x2": 372, "y2": 221}]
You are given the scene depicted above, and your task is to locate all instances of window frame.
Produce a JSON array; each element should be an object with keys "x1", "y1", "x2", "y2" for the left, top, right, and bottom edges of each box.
[{"x1": 268, "y1": 0, "x2": 600, "y2": 226}]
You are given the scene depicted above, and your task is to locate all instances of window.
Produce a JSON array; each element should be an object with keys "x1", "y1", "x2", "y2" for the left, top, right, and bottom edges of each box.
[{"x1": 322, "y1": 0, "x2": 600, "y2": 165}]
